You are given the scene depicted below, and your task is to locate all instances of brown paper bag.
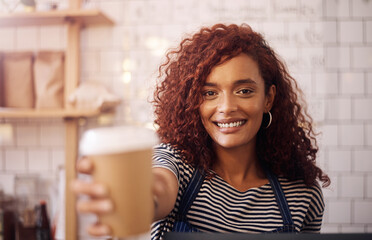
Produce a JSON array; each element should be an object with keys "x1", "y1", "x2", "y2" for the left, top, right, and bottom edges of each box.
[
  {"x1": 33, "y1": 51, "x2": 64, "y2": 109},
  {"x1": 2, "y1": 52, "x2": 35, "y2": 108}
]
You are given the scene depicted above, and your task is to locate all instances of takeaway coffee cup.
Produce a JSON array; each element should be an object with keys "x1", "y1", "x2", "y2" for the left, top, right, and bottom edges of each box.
[{"x1": 79, "y1": 125, "x2": 158, "y2": 238}]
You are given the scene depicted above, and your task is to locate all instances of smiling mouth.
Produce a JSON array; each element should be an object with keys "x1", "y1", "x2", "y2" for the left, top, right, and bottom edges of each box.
[{"x1": 215, "y1": 120, "x2": 247, "y2": 128}]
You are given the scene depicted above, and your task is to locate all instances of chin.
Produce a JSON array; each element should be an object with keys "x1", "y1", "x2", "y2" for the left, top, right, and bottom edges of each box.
[{"x1": 215, "y1": 140, "x2": 245, "y2": 149}]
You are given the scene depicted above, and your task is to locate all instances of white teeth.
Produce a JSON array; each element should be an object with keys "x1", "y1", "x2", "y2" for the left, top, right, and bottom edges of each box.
[{"x1": 217, "y1": 121, "x2": 245, "y2": 128}]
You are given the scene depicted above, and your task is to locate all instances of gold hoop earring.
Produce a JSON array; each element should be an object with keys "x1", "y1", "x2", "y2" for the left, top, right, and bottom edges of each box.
[{"x1": 265, "y1": 111, "x2": 272, "y2": 129}]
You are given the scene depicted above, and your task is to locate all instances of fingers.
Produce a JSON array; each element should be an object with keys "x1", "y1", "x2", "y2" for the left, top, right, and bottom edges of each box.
[
  {"x1": 77, "y1": 198, "x2": 114, "y2": 214},
  {"x1": 77, "y1": 157, "x2": 94, "y2": 174},
  {"x1": 70, "y1": 180, "x2": 109, "y2": 198},
  {"x1": 87, "y1": 222, "x2": 111, "y2": 236}
]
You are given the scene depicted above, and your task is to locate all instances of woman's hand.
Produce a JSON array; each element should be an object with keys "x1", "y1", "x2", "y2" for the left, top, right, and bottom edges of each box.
[{"x1": 70, "y1": 157, "x2": 113, "y2": 236}]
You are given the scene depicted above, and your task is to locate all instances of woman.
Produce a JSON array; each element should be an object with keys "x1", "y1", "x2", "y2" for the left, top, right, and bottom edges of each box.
[{"x1": 72, "y1": 23, "x2": 330, "y2": 239}]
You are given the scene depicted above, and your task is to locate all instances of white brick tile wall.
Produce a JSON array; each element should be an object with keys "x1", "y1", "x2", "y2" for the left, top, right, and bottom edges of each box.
[
  {"x1": 300, "y1": 47, "x2": 324, "y2": 70},
  {"x1": 367, "y1": 73, "x2": 372, "y2": 94},
  {"x1": 99, "y1": 1, "x2": 125, "y2": 24},
  {"x1": 28, "y1": 149, "x2": 50, "y2": 172},
  {"x1": 352, "y1": 0, "x2": 372, "y2": 17},
  {"x1": 0, "y1": 174, "x2": 15, "y2": 195},
  {"x1": 340, "y1": 72, "x2": 365, "y2": 95},
  {"x1": 248, "y1": 0, "x2": 270, "y2": 19},
  {"x1": 314, "y1": 72, "x2": 338, "y2": 95},
  {"x1": 339, "y1": 21, "x2": 363, "y2": 43},
  {"x1": 100, "y1": 50, "x2": 124, "y2": 74},
  {"x1": 317, "y1": 21, "x2": 337, "y2": 43},
  {"x1": 367, "y1": 175, "x2": 372, "y2": 198},
  {"x1": 292, "y1": 73, "x2": 312, "y2": 97},
  {"x1": 316, "y1": 148, "x2": 327, "y2": 171},
  {"x1": 323, "y1": 174, "x2": 338, "y2": 198},
  {"x1": 84, "y1": 26, "x2": 112, "y2": 50},
  {"x1": 352, "y1": 47, "x2": 372, "y2": 69},
  {"x1": 16, "y1": 26, "x2": 39, "y2": 51},
  {"x1": 272, "y1": 0, "x2": 298, "y2": 19},
  {"x1": 261, "y1": 22, "x2": 287, "y2": 43},
  {"x1": 51, "y1": 149, "x2": 65, "y2": 170},
  {"x1": 221, "y1": 0, "x2": 251, "y2": 21},
  {"x1": 341, "y1": 226, "x2": 366, "y2": 233},
  {"x1": 339, "y1": 124, "x2": 364, "y2": 146},
  {"x1": 0, "y1": 150, "x2": 3, "y2": 170},
  {"x1": 340, "y1": 175, "x2": 364, "y2": 198},
  {"x1": 325, "y1": 98, "x2": 351, "y2": 120},
  {"x1": 328, "y1": 149, "x2": 351, "y2": 172},
  {"x1": 16, "y1": 125, "x2": 40, "y2": 147},
  {"x1": 39, "y1": 25, "x2": 64, "y2": 50},
  {"x1": 309, "y1": 98, "x2": 326, "y2": 122},
  {"x1": 367, "y1": 124, "x2": 372, "y2": 146},
  {"x1": 367, "y1": 21, "x2": 372, "y2": 43},
  {"x1": 354, "y1": 201, "x2": 372, "y2": 224},
  {"x1": 40, "y1": 124, "x2": 65, "y2": 147},
  {"x1": 108, "y1": 26, "x2": 125, "y2": 50},
  {"x1": 321, "y1": 225, "x2": 339, "y2": 233},
  {"x1": 81, "y1": 51, "x2": 100, "y2": 74},
  {"x1": 319, "y1": 124, "x2": 338, "y2": 146},
  {"x1": 325, "y1": 47, "x2": 350, "y2": 69},
  {"x1": 5, "y1": 149, "x2": 27, "y2": 172},
  {"x1": 288, "y1": 22, "x2": 311, "y2": 44},
  {"x1": 275, "y1": 47, "x2": 298, "y2": 71},
  {"x1": 353, "y1": 98, "x2": 372, "y2": 120},
  {"x1": 325, "y1": 0, "x2": 350, "y2": 18},
  {"x1": 0, "y1": 28, "x2": 16, "y2": 51},
  {"x1": 354, "y1": 150, "x2": 372, "y2": 172},
  {"x1": 299, "y1": 0, "x2": 323, "y2": 18},
  {"x1": 328, "y1": 200, "x2": 351, "y2": 223},
  {"x1": 172, "y1": 0, "x2": 200, "y2": 24},
  {"x1": 122, "y1": 1, "x2": 146, "y2": 25}
]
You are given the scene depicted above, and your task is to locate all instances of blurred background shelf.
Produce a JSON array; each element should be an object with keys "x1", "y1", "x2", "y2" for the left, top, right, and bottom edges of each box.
[
  {"x1": 0, "y1": 2, "x2": 115, "y2": 240},
  {"x1": 0, "y1": 9, "x2": 114, "y2": 27},
  {"x1": 0, "y1": 108, "x2": 101, "y2": 118}
]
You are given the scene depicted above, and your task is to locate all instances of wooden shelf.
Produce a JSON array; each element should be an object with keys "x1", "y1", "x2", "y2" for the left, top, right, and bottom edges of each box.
[
  {"x1": 0, "y1": 9, "x2": 114, "y2": 27},
  {"x1": 0, "y1": 108, "x2": 101, "y2": 118}
]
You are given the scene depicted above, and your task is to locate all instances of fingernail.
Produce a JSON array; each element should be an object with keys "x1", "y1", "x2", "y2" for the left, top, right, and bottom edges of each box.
[
  {"x1": 102, "y1": 200, "x2": 114, "y2": 212},
  {"x1": 80, "y1": 159, "x2": 92, "y2": 169},
  {"x1": 101, "y1": 225, "x2": 111, "y2": 235},
  {"x1": 96, "y1": 185, "x2": 108, "y2": 196}
]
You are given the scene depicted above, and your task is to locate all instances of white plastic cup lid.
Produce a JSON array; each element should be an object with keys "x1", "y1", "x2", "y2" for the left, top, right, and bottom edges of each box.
[{"x1": 80, "y1": 125, "x2": 158, "y2": 156}]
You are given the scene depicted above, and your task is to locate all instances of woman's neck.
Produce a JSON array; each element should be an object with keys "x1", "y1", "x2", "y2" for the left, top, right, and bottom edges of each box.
[{"x1": 212, "y1": 143, "x2": 267, "y2": 192}]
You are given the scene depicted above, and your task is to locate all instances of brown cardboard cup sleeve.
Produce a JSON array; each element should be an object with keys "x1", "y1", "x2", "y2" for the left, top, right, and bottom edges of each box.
[
  {"x1": 2, "y1": 52, "x2": 35, "y2": 108},
  {"x1": 34, "y1": 51, "x2": 64, "y2": 109}
]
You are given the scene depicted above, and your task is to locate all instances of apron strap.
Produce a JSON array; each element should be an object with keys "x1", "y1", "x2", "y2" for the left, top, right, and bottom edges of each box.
[
  {"x1": 176, "y1": 168, "x2": 205, "y2": 219},
  {"x1": 266, "y1": 170, "x2": 294, "y2": 227}
]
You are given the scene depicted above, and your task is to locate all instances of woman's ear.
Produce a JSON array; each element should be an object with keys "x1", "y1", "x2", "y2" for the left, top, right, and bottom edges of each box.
[{"x1": 265, "y1": 85, "x2": 276, "y2": 112}]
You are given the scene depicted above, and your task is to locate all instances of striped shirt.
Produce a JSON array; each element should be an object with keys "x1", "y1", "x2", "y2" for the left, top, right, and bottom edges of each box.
[{"x1": 151, "y1": 143, "x2": 324, "y2": 240}]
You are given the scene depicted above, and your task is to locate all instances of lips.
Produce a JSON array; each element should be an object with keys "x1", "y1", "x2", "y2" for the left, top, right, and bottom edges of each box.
[{"x1": 215, "y1": 120, "x2": 247, "y2": 128}]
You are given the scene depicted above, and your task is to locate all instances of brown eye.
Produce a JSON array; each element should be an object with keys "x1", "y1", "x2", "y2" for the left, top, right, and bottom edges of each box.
[
  {"x1": 204, "y1": 91, "x2": 216, "y2": 96},
  {"x1": 237, "y1": 89, "x2": 253, "y2": 94},
  {"x1": 203, "y1": 90, "x2": 217, "y2": 100}
]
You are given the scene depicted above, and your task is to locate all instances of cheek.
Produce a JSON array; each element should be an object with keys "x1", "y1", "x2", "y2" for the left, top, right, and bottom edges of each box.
[{"x1": 199, "y1": 102, "x2": 213, "y2": 121}]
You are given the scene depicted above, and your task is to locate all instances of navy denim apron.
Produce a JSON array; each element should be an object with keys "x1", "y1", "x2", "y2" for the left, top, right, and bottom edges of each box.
[{"x1": 172, "y1": 168, "x2": 296, "y2": 233}]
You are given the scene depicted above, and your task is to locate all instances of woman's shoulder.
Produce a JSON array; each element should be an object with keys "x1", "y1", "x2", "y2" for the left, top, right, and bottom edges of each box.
[
  {"x1": 279, "y1": 178, "x2": 323, "y2": 199},
  {"x1": 153, "y1": 143, "x2": 195, "y2": 183},
  {"x1": 279, "y1": 177, "x2": 324, "y2": 208},
  {"x1": 154, "y1": 143, "x2": 182, "y2": 156}
]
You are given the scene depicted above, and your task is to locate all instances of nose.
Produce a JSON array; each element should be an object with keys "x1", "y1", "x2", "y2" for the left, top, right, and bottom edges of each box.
[{"x1": 217, "y1": 93, "x2": 238, "y2": 114}]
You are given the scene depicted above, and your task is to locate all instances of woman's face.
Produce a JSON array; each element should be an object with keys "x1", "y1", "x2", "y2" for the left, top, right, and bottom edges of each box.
[{"x1": 199, "y1": 53, "x2": 275, "y2": 150}]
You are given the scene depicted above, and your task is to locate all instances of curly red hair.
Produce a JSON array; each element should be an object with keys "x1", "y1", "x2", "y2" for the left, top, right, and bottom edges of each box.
[{"x1": 153, "y1": 23, "x2": 330, "y2": 187}]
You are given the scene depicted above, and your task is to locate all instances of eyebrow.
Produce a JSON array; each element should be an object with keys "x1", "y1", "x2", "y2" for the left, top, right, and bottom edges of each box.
[{"x1": 204, "y1": 78, "x2": 257, "y2": 86}]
